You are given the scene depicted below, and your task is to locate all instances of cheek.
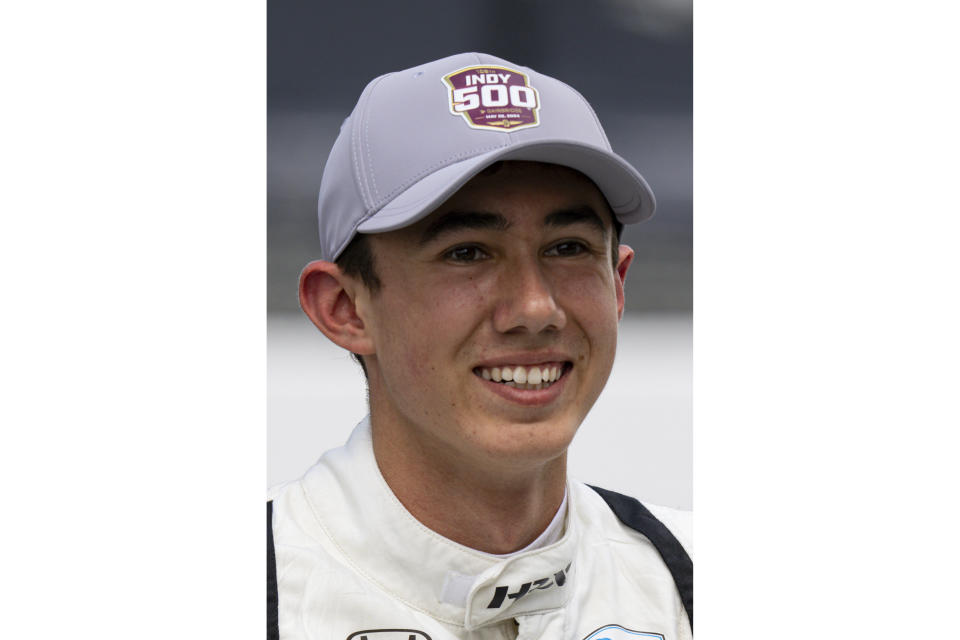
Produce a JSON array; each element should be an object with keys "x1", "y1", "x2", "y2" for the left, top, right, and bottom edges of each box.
[
  {"x1": 374, "y1": 276, "x2": 489, "y2": 368},
  {"x1": 412, "y1": 272, "x2": 493, "y2": 331},
  {"x1": 556, "y1": 268, "x2": 620, "y2": 317},
  {"x1": 376, "y1": 311, "x2": 431, "y2": 377},
  {"x1": 556, "y1": 270, "x2": 621, "y2": 363}
]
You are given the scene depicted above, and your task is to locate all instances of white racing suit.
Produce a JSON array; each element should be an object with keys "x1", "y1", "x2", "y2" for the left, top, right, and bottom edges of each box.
[{"x1": 268, "y1": 418, "x2": 692, "y2": 640}]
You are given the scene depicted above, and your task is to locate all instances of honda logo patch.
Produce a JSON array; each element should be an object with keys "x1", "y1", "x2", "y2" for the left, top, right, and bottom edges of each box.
[{"x1": 346, "y1": 630, "x2": 431, "y2": 640}]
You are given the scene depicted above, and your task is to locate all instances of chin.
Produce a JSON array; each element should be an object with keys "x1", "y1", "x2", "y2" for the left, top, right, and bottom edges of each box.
[{"x1": 469, "y1": 416, "x2": 580, "y2": 465}]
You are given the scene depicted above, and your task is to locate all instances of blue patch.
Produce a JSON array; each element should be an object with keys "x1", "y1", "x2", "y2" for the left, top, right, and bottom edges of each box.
[{"x1": 582, "y1": 624, "x2": 664, "y2": 640}]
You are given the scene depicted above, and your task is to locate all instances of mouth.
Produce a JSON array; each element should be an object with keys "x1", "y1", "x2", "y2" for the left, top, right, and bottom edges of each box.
[{"x1": 472, "y1": 361, "x2": 572, "y2": 391}]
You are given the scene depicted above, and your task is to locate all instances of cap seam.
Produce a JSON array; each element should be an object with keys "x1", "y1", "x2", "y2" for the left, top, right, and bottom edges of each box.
[
  {"x1": 364, "y1": 93, "x2": 381, "y2": 203},
  {"x1": 353, "y1": 73, "x2": 391, "y2": 209},
  {"x1": 350, "y1": 94, "x2": 368, "y2": 208},
  {"x1": 566, "y1": 85, "x2": 611, "y2": 149}
]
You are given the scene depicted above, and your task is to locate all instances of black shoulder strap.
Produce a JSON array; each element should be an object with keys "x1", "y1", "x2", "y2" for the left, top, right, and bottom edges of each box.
[
  {"x1": 267, "y1": 500, "x2": 279, "y2": 640},
  {"x1": 588, "y1": 485, "x2": 693, "y2": 632}
]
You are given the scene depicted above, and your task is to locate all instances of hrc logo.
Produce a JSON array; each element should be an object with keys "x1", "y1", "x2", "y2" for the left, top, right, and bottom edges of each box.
[{"x1": 486, "y1": 562, "x2": 571, "y2": 609}]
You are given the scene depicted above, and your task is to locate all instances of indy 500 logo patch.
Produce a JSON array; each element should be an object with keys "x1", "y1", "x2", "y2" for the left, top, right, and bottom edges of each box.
[{"x1": 442, "y1": 65, "x2": 540, "y2": 132}]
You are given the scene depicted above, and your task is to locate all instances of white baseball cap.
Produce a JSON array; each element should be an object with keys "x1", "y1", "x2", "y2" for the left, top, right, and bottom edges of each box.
[{"x1": 317, "y1": 52, "x2": 656, "y2": 260}]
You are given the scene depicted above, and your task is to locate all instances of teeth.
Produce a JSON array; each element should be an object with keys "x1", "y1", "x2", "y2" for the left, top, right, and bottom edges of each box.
[
  {"x1": 527, "y1": 367, "x2": 541, "y2": 385},
  {"x1": 477, "y1": 363, "x2": 567, "y2": 389}
]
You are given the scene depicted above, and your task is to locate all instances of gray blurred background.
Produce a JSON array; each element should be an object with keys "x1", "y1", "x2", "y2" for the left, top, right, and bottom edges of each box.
[
  {"x1": 268, "y1": 0, "x2": 692, "y2": 508},
  {"x1": 268, "y1": 0, "x2": 691, "y2": 313}
]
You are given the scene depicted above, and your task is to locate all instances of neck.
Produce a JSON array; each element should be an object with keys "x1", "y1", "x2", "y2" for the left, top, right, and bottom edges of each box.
[{"x1": 369, "y1": 411, "x2": 568, "y2": 555}]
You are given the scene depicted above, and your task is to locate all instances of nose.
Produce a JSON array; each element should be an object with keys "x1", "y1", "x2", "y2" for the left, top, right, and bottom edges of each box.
[{"x1": 491, "y1": 260, "x2": 566, "y2": 335}]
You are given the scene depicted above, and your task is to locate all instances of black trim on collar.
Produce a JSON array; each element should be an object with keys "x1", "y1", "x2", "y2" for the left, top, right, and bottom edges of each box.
[
  {"x1": 588, "y1": 486, "x2": 693, "y2": 632},
  {"x1": 267, "y1": 500, "x2": 279, "y2": 640}
]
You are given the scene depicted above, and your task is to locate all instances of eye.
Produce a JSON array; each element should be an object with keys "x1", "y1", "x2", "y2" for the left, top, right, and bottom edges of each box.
[
  {"x1": 443, "y1": 245, "x2": 490, "y2": 263},
  {"x1": 544, "y1": 241, "x2": 588, "y2": 257}
]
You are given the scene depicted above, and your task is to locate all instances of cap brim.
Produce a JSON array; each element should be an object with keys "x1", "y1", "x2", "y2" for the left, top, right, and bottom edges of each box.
[{"x1": 355, "y1": 140, "x2": 655, "y2": 234}]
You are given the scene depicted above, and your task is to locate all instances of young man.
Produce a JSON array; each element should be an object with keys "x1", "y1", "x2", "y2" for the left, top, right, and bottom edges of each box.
[{"x1": 268, "y1": 53, "x2": 692, "y2": 640}]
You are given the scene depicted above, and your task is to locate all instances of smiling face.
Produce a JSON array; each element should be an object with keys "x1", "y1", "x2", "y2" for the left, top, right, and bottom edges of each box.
[{"x1": 354, "y1": 161, "x2": 632, "y2": 474}]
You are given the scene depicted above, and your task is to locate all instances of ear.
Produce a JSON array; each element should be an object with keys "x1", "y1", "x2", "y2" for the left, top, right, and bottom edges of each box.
[
  {"x1": 299, "y1": 260, "x2": 375, "y2": 356},
  {"x1": 614, "y1": 244, "x2": 635, "y2": 320}
]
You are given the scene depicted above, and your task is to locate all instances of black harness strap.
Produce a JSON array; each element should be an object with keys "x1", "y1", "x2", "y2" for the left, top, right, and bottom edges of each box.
[
  {"x1": 588, "y1": 486, "x2": 693, "y2": 632},
  {"x1": 267, "y1": 500, "x2": 279, "y2": 640}
]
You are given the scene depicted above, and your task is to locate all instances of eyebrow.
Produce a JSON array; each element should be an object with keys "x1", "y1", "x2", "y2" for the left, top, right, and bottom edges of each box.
[
  {"x1": 418, "y1": 205, "x2": 609, "y2": 246},
  {"x1": 419, "y1": 211, "x2": 510, "y2": 245},
  {"x1": 543, "y1": 206, "x2": 609, "y2": 234}
]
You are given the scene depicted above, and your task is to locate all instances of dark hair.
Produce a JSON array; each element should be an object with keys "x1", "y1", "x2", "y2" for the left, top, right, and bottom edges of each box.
[
  {"x1": 335, "y1": 233, "x2": 381, "y2": 294},
  {"x1": 612, "y1": 218, "x2": 624, "y2": 249}
]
